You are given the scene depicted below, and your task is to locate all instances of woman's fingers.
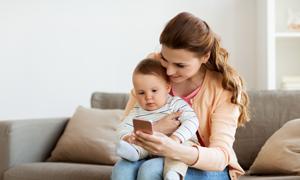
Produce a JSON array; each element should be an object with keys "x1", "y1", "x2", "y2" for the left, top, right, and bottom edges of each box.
[
  {"x1": 133, "y1": 131, "x2": 182, "y2": 157},
  {"x1": 169, "y1": 111, "x2": 182, "y2": 120},
  {"x1": 135, "y1": 132, "x2": 164, "y2": 149},
  {"x1": 135, "y1": 131, "x2": 162, "y2": 144},
  {"x1": 135, "y1": 139, "x2": 160, "y2": 154},
  {"x1": 134, "y1": 132, "x2": 164, "y2": 155},
  {"x1": 152, "y1": 112, "x2": 181, "y2": 135}
]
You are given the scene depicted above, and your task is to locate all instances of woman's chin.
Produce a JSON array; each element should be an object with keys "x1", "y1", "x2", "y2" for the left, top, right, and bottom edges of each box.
[{"x1": 170, "y1": 77, "x2": 184, "y2": 83}]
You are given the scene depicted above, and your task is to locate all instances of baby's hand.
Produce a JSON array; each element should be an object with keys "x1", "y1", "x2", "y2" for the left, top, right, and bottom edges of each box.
[{"x1": 122, "y1": 133, "x2": 135, "y2": 144}]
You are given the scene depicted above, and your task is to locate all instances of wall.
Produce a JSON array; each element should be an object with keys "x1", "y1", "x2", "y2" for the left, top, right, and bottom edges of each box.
[{"x1": 0, "y1": 0, "x2": 257, "y2": 119}]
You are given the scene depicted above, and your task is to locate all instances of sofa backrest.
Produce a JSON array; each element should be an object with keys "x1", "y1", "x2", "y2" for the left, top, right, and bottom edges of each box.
[
  {"x1": 91, "y1": 92, "x2": 129, "y2": 110},
  {"x1": 91, "y1": 90, "x2": 300, "y2": 170}
]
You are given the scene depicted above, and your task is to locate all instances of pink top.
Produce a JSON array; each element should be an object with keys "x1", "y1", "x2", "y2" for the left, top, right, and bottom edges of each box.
[{"x1": 170, "y1": 85, "x2": 202, "y2": 106}]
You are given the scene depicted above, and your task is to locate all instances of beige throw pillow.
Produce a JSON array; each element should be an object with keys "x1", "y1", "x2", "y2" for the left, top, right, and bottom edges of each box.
[
  {"x1": 48, "y1": 106, "x2": 123, "y2": 165},
  {"x1": 249, "y1": 118, "x2": 300, "y2": 175}
]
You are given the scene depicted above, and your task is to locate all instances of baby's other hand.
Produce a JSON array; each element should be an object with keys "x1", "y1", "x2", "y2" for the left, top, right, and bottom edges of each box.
[{"x1": 122, "y1": 133, "x2": 135, "y2": 144}]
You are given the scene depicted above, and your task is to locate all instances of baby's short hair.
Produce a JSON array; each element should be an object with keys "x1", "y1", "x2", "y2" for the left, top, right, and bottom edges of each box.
[{"x1": 133, "y1": 58, "x2": 169, "y2": 83}]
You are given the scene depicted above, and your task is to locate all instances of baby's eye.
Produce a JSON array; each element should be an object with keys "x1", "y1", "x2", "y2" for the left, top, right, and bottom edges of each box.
[
  {"x1": 138, "y1": 92, "x2": 145, "y2": 95},
  {"x1": 152, "y1": 89, "x2": 157, "y2": 93}
]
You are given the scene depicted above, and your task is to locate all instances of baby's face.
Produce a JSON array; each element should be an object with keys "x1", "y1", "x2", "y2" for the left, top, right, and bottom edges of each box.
[{"x1": 133, "y1": 73, "x2": 170, "y2": 111}]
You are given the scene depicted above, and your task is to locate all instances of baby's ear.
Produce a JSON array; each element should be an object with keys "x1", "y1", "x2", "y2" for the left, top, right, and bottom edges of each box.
[{"x1": 131, "y1": 89, "x2": 137, "y2": 97}]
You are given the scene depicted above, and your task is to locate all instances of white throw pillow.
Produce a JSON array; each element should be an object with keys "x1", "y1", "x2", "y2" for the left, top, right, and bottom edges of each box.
[
  {"x1": 248, "y1": 118, "x2": 300, "y2": 175},
  {"x1": 48, "y1": 106, "x2": 123, "y2": 165}
]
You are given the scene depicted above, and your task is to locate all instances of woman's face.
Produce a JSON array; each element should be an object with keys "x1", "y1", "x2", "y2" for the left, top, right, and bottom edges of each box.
[{"x1": 160, "y1": 46, "x2": 207, "y2": 83}]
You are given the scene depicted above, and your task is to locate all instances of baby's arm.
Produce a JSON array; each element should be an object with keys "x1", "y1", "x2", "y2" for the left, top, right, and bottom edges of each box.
[
  {"x1": 117, "y1": 107, "x2": 137, "y2": 141},
  {"x1": 170, "y1": 97, "x2": 199, "y2": 143}
]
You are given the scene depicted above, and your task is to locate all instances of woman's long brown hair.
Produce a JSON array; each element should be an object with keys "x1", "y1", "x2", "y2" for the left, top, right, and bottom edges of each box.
[{"x1": 160, "y1": 12, "x2": 249, "y2": 126}]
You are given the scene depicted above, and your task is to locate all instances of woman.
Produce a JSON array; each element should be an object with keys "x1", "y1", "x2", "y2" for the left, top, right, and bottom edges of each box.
[{"x1": 112, "y1": 12, "x2": 249, "y2": 180}]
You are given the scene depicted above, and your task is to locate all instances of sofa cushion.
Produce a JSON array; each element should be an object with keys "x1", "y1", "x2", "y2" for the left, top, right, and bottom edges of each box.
[
  {"x1": 248, "y1": 118, "x2": 300, "y2": 175},
  {"x1": 48, "y1": 106, "x2": 123, "y2": 165},
  {"x1": 4, "y1": 162, "x2": 112, "y2": 180}
]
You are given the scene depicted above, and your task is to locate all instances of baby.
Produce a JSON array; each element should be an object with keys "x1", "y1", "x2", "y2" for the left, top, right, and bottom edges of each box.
[{"x1": 117, "y1": 58, "x2": 199, "y2": 180}]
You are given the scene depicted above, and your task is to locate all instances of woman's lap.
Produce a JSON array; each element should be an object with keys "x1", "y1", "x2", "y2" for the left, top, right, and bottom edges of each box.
[
  {"x1": 111, "y1": 158, "x2": 163, "y2": 180},
  {"x1": 185, "y1": 167, "x2": 230, "y2": 180},
  {"x1": 111, "y1": 158, "x2": 230, "y2": 180},
  {"x1": 111, "y1": 158, "x2": 146, "y2": 180}
]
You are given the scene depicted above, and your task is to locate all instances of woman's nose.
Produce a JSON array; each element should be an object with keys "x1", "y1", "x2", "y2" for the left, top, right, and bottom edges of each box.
[{"x1": 166, "y1": 65, "x2": 175, "y2": 76}]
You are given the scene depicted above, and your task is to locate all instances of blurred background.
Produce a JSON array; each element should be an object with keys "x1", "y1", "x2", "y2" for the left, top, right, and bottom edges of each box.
[{"x1": 1, "y1": 0, "x2": 299, "y2": 119}]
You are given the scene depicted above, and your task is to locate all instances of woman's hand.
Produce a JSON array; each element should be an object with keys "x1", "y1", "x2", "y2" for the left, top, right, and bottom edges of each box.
[
  {"x1": 133, "y1": 131, "x2": 179, "y2": 158},
  {"x1": 133, "y1": 131, "x2": 199, "y2": 165},
  {"x1": 153, "y1": 112, "x2": 182, "y2": 135}
]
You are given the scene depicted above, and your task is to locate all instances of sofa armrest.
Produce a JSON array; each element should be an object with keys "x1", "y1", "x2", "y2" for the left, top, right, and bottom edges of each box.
[{"x1": 0, "y1": 117, "x2": 69, "y2": 180}]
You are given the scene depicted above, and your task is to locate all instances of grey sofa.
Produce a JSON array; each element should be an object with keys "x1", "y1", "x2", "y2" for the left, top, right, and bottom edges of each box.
[{"x1": 1, "y1": 91, "x2": 300, "y2": 180}]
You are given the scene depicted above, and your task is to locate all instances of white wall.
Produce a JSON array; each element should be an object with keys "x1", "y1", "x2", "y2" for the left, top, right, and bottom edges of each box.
[{"x1": 0, "y1": 0, "x2": 258, "y2": 119}]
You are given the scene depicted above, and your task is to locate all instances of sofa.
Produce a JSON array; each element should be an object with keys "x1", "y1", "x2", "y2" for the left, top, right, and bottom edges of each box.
[{"x1": 1, "y1": 90, "x2": 300, "y2": 180}]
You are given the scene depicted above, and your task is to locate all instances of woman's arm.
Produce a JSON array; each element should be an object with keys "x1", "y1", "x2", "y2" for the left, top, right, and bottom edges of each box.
[{"x1": 189, "y1": 91, "x2": 240, "y2": 171}]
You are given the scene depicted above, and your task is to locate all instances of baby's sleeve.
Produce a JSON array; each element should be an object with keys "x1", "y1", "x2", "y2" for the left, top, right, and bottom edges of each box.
[
  {"x1": 170, "y1": 97, "x2": 199, "y2": 143},
  {"x1": 117, "y1": 107, "x2": 136, "y2": 139}
]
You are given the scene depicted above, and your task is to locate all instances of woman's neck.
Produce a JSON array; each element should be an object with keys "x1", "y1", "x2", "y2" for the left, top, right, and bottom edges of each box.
[{"x1": 172, "y1": 67, "x2": 206, "y2": 97}]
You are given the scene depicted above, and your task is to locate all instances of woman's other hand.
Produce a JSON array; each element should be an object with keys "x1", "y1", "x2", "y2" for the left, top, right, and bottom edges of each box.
[{"x1": 153, "y1": 112, "x2": 182, "y2": 135}]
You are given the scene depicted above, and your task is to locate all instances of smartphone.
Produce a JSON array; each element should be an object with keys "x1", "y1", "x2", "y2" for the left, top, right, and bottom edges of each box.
[{"x1": 133, "y1": 119, "x2": 153, "y2": 135}]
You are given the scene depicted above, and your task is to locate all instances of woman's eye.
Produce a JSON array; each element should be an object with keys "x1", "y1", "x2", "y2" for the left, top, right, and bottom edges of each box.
[{"x1": 176, "y1": 64, "x2": 185, "y2": 68}]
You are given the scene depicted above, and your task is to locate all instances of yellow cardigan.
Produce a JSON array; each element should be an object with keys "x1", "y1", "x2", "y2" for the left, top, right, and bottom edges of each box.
[{"x1": 123, "y1": 69, "x2": 244, "y2": 180}]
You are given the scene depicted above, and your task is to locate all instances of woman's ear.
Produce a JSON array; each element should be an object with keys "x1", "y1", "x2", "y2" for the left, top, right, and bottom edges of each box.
[
  {"x1": 202, "y1": 52, "x2": 211, "y2": 63},
  {"x1": 166, "y1": 83, "x2": 171, "y2": 92}
]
